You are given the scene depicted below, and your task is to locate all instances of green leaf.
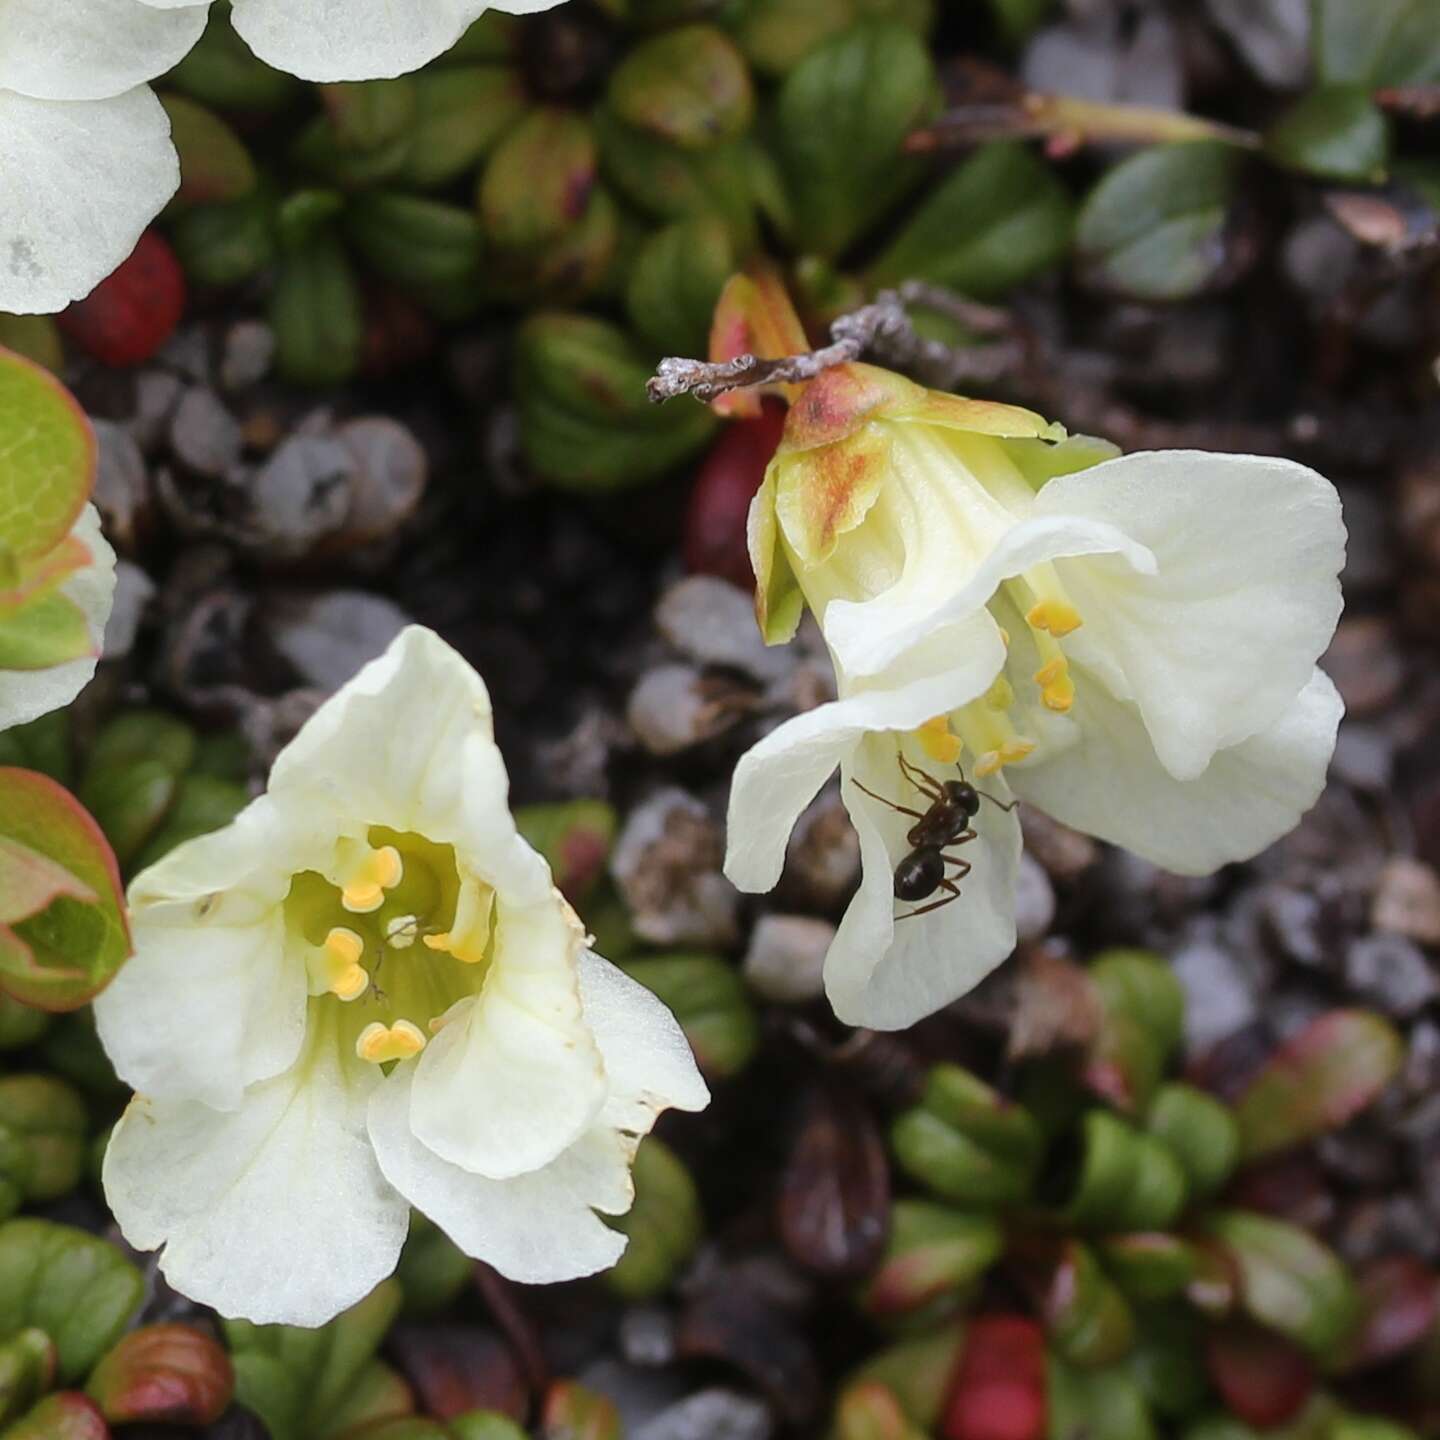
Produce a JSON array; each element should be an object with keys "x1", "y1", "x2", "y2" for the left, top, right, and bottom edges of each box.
[
  {"x1": 605, "y1": 1136, "x2": 703, "y2": 1300},
  {"x1": 399, "y1": 67, "x2": 528, "y2": 191},
  {"x1": 0, "y1": 1391, "x2": 108, "y2": 1440},
  {"x1": 1047, "y1": 1355, "x2": 1157, "y2": 1440},
  {"x1": 1313, "y1": 0, "x2": 1440, "y2": 86},
  {"x1": 0, "y1": 838, "x2": 95, "y2": 925},
  {"x1": 868, "y1": 141, "x2": 1073, "y2": 297},
  {"x1": 1234, "y1": 1010, "x2": 1404, "y2": 1161},
  {"x1": 160, "y1": 94, "x2": 258, "y2": 208},
  {"x1": 225, "y1": 1280, "x2": 404, "y2": 1440},
  {"x1": 0, "y1": 1074, "x2": 88, "y2": 1215},
  {"x1": 395, "y1": 1213, "x2": 471, "y2": 1319},
  {"x1": 1263, "y1": 86, "x2": 1390, "y2": 183},
  {"x1": 0, "y1": 352, "x2": 94, "y2": 565},
  {"x1": 1083, "y1": 949, "x2": 1184, "y2": 1113},
  {"x1": 0, "y1": 1219, "x2": 143, "y2": 1383},
  {"x1": 1075, "y1": 143, "x2": 1244, "y2": 303},
  {"x1": 269, "y1": 233, "x2": 364, "y2": 387},
  {"x1": 626, "y1": 216, "x2": 737, "y2": 356},
  {"x1": 609, "y1": 25, "x2": 755, "y2": 149},
  {"x1": 773, "y1": 21, "x2": 937, "y2": 257},
  {"x1": 0, "y1": 593, "x2": 91, "y2": 672},
  {"x1": 0, "y1": 769, "x2": 128, "y2": 1011},
  {"x1": 130, "y1": 774, "x2": 248, "y2": 873}
]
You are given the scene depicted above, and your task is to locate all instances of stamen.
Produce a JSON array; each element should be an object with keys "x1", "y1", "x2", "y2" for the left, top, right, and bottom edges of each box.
[
  {"x1": 306, "y1": 927, "x2": 368, "y2": 1002},
  {"x1": 954, "y1": 695, "x2": 1036, "y2": 779},
  {"x1": 356, "y1": 1019, "x2": 426, "y2": 1064},
  {"x1": 1026, "y1": 599, "x2": 1082, "y2": 637},
  {"x1": 1033, "y1": 656, "x2": 1075, "y2": 713},
  {"x1": 916, "y1": 714, "x2": 962, "y2": 765},
  {"x1": 423, "y1": 876, "x2": 495, "y2": 965},
  {"x1": 983, "y1": 676, "x2": 1015, "y2": 711},
  {"x1": 974, "y1": 738, "x2": 1036, "y2": 777},
  {"x1": 334, "y1": 841, "x2": 403, "y2": 914}
]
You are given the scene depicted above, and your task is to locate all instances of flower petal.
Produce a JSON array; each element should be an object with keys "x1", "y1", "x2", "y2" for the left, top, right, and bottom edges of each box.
[
  {"x1": 1009, "y1": 666, "x2": 1343, "y2": 876},
  {"x1": 578, "y1": 950, "x2": 710, "y2": 1131},
  {"x1": 1035, "y1": 451, "x2": 1345, "y2": 780},
  {"x1": 824, "y1": 730, "x2": 1022, "y2": 1029},
  {"x1": 94, "y1": 797, "x2": 307, "y2": 1111},
  {"x1": 0, "y1": 0, "x2": 208, "y2": 101},
  {"x1": 724, "y1": 612, "x2": 1006, "y2": 894},
  {"x1": 229, "y1": 0, "x2": 491, "y2": 81},
  {"x1": 104, "y1": 1014, "x2": 407, "y2": 1326},
  {"x1": 824, "y1": 510, "x2": 1156, "y2": 681},
  {"x1": 0, "y1": 88, "x2": 179, "y2": 314},
  {"x1": 1, "y1": 505, "x2": 117, "y2": 730},
  {"x1": 369, "y1": 1062, "x2": 629, "y2": 1285},
  {"x1": 408, "y1": 895, "x2": 607, "y2": 1180}
]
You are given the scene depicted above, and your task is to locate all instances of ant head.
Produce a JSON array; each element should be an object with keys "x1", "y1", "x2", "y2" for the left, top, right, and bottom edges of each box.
[{"x1": 944, "y1": 780, "x2": 981, "y2": 816}]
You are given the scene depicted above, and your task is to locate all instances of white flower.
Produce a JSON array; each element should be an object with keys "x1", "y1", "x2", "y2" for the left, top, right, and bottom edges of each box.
[
  {"x1": 1, "y1": 504, "x2": 118, "y2": 731},
  {"x1": 726, "y1": 363, "x2": 1345, "y2": 1030},
  {"x1": 138, "y1": 0, "x2": 565, "y2": 84},
  {"x1": 0, "y1": 0, "x2": 205, "y2": 313},
  {"x1": 95, "y1": 626, "x2": 708, "y2": 1326}
]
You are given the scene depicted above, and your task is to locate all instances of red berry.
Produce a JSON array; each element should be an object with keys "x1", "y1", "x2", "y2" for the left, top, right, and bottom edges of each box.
[
  {"x1": 942, "y1": 1317, "x2": 1048, "y2": 1440},
  {"x1": 683, "y1": 397, "x2": 787, "y2": 591},
  {"x1": 58, "y1": 230, "x2": 186, "y2": 368}
]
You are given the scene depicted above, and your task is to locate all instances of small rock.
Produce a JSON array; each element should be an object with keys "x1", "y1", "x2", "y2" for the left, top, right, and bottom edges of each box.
[
  {"x1": 780, "y1": 790, "x2": 860, "y2": 911},
  {"x1": 170, "y1": 386, "x2": 244, "y2": 478},
  {"x1": 333, "y1": 417, "x2": 428, "y2": 547},
  {"x1": 219, "y1": 320, "x2": 276, "y2": 392},
  {"x1": 619, "y1": 1307, "x2": 678, "y2": 1368},
  {"x1": 1316, "y1": 1127, "x2": 1401, "y2": 1188},
  {"x1": 1324, "y1": 617, "x2": 1406, "y2": 718},
  {"x1": 1172, "y1": 928, "x2": 1260, "y2": 1053},
  {"x1": 249, "y1": 435, "x2": 355, "y2": 556},
  {"x1": 91, "y1": 418, "x2": 150, "y2": 550},
  {"x1": 743, "y1": 915, "x2": 833, "y2": 1003},
  {"x1": 127, "y1": 369, "x2": 183, "y2": 453},
  {"x1": 1405, "y1": 1021, "x2": 1440, "y2": 1097},
  {"x1": 1014, "y1": 852, "x2": 1056, "y2": 942},
  {"x1": 1259, "y1": 885, "x2": 1329, "y2": 968},
  {"x1": 628, "y1": 664, "x2": 758, "y2": 755},
  {"x1": 101, "y1": 561, "x2": 156, "y2": 660},
  {"x1": 266, "y1": 590, "x2": 411, "y2": 691},
  {"x1": 1372, "y1": 857, "x2": 1440, "y2": 946},
  {"x1": 635, "y1": 1390, "x2": 773, "y2": 1440},
  {"x1": 1330, "y1": 723, "x2": 1394, "y2": 792},
  {"x1": 656, "y1": 576, "x2": 791, "y2": 684},
  {"x1": 612, "y1": 788, "x2": 740, "y2": 947},
  {"x1": 1345, "y1": 932, "x2": 1438, "y2": 1016}
]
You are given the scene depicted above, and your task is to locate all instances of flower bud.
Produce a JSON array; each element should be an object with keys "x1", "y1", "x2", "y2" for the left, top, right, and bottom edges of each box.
[
  {"x1": 400, "y1": 69, "x2": 528, "y2": 191},
  {"x1": 1039, "y1": 1241, "x2": 1136, "y2": 1368},
  {"x1": 890, "y1": 1064, "x2": 1042, "y2": 1207},
  {"x1": 1047, "y1": 1110, "x2": 1189, "y2": 1232},
  {"x1": 861, "y1": 1201, "x2": 1003, "y2": 1325},
  {"x1": 515, "y1": 313, "x2": 717, "y2": 491},
  {"x1": 608, "y1": 26, "x2": 754, "y2": 149},
  {"x1": 604, "y1": 1136, "x2": 703, "y2": 1299},
  {"x1": 0, "y1": 1328, "x2": 55, "y2": 1429},
  {"x1": 269, "y1": 233, "x2": 365, "y2": 386},
  {"x1": 1084, "y1": 949, "x2": 1185, "y2": 1114},
  {"x1": 0, "y1": 1075, "x2": 87, "y2": 1219},
  {"x1": 541, "y1": 1381, "x2": 621, "y2": 1440},
  {"x1": 619, "y1": 954, "x2": 757, "y2": 1079},
  {"x1": 1145, "y1": 1083, "x2": 1240, "y2": 1200},
  {"x1": 85, "y1": 1323, "x2": 234, "y2": 1426},
  {"x1": 515, "y1": 801, "x2": 618, "y2": 905}
]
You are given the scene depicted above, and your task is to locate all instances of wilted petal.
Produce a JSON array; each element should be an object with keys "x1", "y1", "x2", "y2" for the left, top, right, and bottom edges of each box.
[
  {"x1": 104, "y1": 1017, "x2": 408, "y2": 1326},
  {"x1": 1, "y1": 505, "x2": 117, "y2": 729},
  {"x1": 369, "y1": 1062, "x2": 629, "y2": 1284},
  {"x1": 825, "y1": 731, "x2": 1022, "y2": 1030},
  {"x1": 1010, "y1": 668, "x2": 1343, "y2": 875},
  {"x1": 0, "y1": 0, "x2": 209, "y2": 101},
  {"x1": 0, "y1": 88, "x2": 179, "y2": 314},
  {"x1": 1037, "y1": 451, "x2": 1345, "y2": 780},
  {"x1": 725, "y1": 612, "x2": 1006, "y2": 894}
]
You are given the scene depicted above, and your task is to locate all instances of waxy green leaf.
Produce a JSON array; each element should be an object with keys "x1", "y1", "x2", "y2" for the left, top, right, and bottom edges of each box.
[{"x1": 1313, "y1": 0, "x2": 1440, "y2": 86}]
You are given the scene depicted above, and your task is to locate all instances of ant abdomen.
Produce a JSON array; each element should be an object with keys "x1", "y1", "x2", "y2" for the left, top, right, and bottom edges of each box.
[{"x1": 894, "y1": 847, "x2": 944, "y2": 901}]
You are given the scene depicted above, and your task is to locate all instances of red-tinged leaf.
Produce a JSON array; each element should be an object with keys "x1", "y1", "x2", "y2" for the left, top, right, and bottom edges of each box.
[
  {"x1": 2, "y1": 1392, "x2": 109, "y2": 1440},
  {"x1": 540, "y1": 1380, "x2": 621, "y2": 1440},
  {"x1": 386, "y1": 1327, "x2": 525, "y2": 1421},
  {"x1": 86, "y1": 1324, "x2": 234, "y2": 1425},
  {"x1": 0, "y1": 591, "x2": 93, "y2": 671},
  {"x1": 1339, "y1": 1257, "x2": 1440, "y2": 1371},
  {"x1": 836, "y1": 1381, "x2": 918, "y2": 1440},
  {"x1": 57, "y1": 231, "x2": 186, "y2": 369},
  {"x1": 0, "y1": 349, "x2": 96, "y2": 564},
  {"x1": 1205, "y1": 1321, "x2": 1315, "y2": 1428},
  {"x1": 0, "y1": 769, "x2": 129, "y2": 1011},
  {"x1": 0, "y1": 836, "x2": 96, "y2": 924},
  {"x1": 707, "y1": 263, "x2": 811, "y2": 417},
  {"x1": 1235, "y1": 1011, "x2": 1404, "y2": 1160},
  {"x1": 941, "y1": 1316, "x2": 1047, "y2": 1440},
  {"x1": 0, "y1": 536, "x2": 90, "y2": 615}
]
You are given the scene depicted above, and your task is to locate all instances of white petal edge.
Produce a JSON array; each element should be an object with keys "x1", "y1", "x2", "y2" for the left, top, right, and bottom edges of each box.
[
  {"x1": 104, "y1": 1017, "x2": 408, "y2": 1326},
  {"x1": 0, "y1": 504, "x2": 116, "y2": 730},
  {"x1": 0, "y1": 89, "x2": 179, "y2": 314},
  {"x1": 1010, "y1": 667, "x2": 1344, "y2": 875}
]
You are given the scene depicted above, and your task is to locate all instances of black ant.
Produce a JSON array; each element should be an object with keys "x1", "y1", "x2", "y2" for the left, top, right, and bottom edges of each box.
[{"x1": 852, "y1": 754, "x2": 1017, "y2": 920}]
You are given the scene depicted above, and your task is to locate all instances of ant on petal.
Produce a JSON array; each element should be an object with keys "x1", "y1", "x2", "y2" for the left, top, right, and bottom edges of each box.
[{"x1": 851, "y1": 753, "x2": 1018, "y2": 921}]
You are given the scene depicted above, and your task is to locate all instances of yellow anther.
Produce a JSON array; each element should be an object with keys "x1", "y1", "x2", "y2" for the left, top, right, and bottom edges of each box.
[
  {"x1": 974, "y1": 737, "x2": 1037, "y2": 778},
  {"x1": 384, "y1": 914, "x2": 420, "y2": 950},
  {"x1": 983, "y1": 675, "x2": 1015, "y2": 712},
  {"x1": 916, "y1": 715, "x2": 962, "y2": 765},
  {"x1": 306, "y1": 927, "x2": 368, "y2": 1002},
  {"x1": 1026, "y1": 599, "x2": 1082, "y2": 638},
  {"x1": 423, "y1": 877, "x2": 494, "y2": 965},
  {"x1": 336, "y1": 843, "x2": 403, "y2": 914},
  {"x1": 1033, "y1": 656, "x2": 1075, "y2": 713},
  {"x1": 356, "y1": 1019, "x2": 426, "y2": 1064},
  {"x1": 974, "y1": 750, "x2": 1004, "y2": 778}
]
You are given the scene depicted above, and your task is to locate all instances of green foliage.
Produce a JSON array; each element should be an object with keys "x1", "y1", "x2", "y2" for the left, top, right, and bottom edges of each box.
[
  {"x1": 605, "y1": 1136, "x2": 704, "y2": 1298},
  {"x1": 1263, "y1": 87, "x2": 1390, "y2": 183}
]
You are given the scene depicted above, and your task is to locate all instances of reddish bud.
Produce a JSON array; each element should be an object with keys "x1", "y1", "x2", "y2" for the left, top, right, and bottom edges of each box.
[
  {"x1": 683, "y1": 400, "x2": 786, "y2": 591},
  {"x1": 58, "y1": 231, "x2": 186, "y2": 368},
  {"x1": 941, "y1": 1316, "x2": 1047, "y2": 1440},
  {"x1": 85, "y1": 1323, "x2": 232, "y2": 1426}
]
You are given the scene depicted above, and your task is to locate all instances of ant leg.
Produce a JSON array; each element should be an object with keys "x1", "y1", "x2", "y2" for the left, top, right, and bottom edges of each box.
[
  {"x1": 977, "y1": 788, "x2": 1019, "y2": 813},
  {"x1": 942, "y1": 856, "x2": 972, "y2": 880},
  {"x1": 850, "y1": 777, "x2": 925, "y2": 821},
  {"x1": 896, "y1": 878, "x2": 963, "y2": 921},
  {"x1": 897, "y1": 752, "x2": 944, "y2": 801}
]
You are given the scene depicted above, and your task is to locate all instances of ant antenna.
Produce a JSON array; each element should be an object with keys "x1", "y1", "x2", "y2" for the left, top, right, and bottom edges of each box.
[{"x1": 954, "y1": 761, "x2": 1020, "y2": 813}]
